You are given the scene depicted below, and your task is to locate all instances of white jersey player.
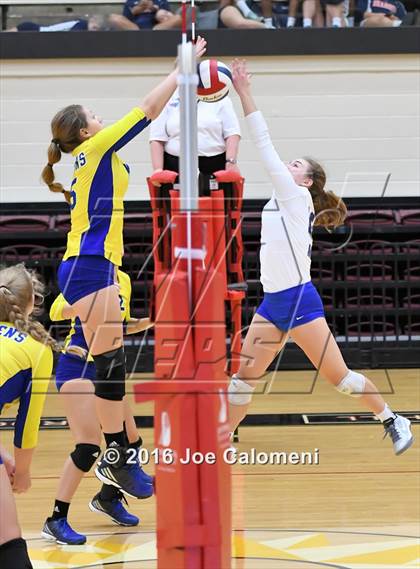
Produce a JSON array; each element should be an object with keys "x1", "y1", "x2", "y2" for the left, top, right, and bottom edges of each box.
[{"x1": 228, "y1": 59, "x2": 413, "y2": 456}]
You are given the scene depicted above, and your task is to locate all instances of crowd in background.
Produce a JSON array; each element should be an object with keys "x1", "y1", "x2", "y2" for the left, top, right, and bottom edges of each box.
[{"x1": 5, "y1": 0, "x2": 419, "y2": 31}]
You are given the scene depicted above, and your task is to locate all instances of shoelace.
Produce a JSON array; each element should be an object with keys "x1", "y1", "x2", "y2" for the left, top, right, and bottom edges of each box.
[
  {"x1": 383, "y1": 422, "x2": 402, "y2": 443},
  {"x1": 115, "y1": 489, "x2": 129, "y2": 506}
]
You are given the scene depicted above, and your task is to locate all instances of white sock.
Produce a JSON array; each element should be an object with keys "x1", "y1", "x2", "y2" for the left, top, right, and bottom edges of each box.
[
  {"x1": 264, "y1": 17, "x2": 275, "y2": 28},
  {"x1": 287, "y1": 16, "x2": 296, "y2": 27},
  {"x1": 303, "y1": 18, "x2": 312, "y2": 27},
  {"x1": 235, "y1": 0, "x2": 253, "y2": 18},
  {"x1": 376, "y1": 404, "x2": 396, "y2": 423},
  {"x1": 332, "y1": 16, "x2": 342, "y2": 27}
]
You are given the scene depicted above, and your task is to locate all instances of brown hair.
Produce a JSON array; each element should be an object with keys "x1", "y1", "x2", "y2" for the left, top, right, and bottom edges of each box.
[
  {"x1": 41, "y1": 104, "x2": 88, "y2": 204},
  {"x1": 0, "y1": 264, "x2": 59, "y2": 351},
  {"x1": 303, "y1": 157, "x2": 347, "y2": 229}
]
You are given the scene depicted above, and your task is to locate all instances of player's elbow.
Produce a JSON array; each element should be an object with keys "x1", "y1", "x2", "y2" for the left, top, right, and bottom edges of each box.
[{"x1": 141, "y1": 99, "x2": 160, "y2": 121}]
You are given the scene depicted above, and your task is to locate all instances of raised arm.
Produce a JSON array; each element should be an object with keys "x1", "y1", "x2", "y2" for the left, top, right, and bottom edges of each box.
[
  {"x1": 142, "y1": 35, "x2": 207, "y2": 120},
  {"x1": 92, "y1": 37, "x2": 207, "y2": 155},
  {"x1": 231, "y1": 59, "x2": 304, "y2": 201}
]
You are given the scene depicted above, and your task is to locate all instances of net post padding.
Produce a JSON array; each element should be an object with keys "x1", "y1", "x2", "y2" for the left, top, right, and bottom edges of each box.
[
  {"x1": 136, "y1": 193, "x2": 232, "y2": 568},
  {"x1": 213, "y1": 171, "x2": 246, "y2": 375}
]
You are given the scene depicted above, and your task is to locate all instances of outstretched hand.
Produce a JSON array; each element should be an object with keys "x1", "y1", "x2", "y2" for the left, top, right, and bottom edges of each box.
[
  {"x1": 195, "y1": 36, "x2": 207, "y2": 60},
  {"x1": 231, "y1": 59, "x2": 252, "y2": 95}
]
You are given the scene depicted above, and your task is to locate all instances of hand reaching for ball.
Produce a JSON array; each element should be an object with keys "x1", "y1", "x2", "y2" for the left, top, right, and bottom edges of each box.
[
  {"x1": 231, "y1": 59, "x2": 252, "y2": 96},
  {"x1": 195, "y1": 36, "x2": 207, "y2": 60}
]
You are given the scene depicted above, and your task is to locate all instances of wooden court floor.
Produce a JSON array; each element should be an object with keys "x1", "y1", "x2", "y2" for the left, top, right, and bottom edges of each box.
[{"x1": 1, "y1": 369, "x2": 419, "y2": 569}]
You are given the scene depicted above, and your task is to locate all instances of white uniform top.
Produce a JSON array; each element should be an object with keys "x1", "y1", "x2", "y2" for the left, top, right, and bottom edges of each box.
[
  {"x1": 149, "y1": 91, "x2": 241, "y2": 157},
  {"x1": 246, "y1": 111, "x2": 314, "y2": 293}
]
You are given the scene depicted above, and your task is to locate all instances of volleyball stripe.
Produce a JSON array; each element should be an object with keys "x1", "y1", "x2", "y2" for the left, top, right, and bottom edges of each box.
[{"x1": 197, "y1": 60, "x2": 232, "y2": 100}]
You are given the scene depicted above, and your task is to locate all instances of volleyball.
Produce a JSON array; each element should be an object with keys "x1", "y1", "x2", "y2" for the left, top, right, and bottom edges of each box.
[{"x1": 197, "y1": 59, "x2": 232, "y2": 103}]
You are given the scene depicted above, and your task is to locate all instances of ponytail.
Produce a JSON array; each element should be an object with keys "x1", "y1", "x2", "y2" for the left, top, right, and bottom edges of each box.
[
  {"x1": 303, "y1": 156, "x2": 347, "y2": 229},
  {"x1": 41, "y1": 104, "x2": 88, "y2": 203},
  {"x1": 41, "y1": 140, "x2": 71, "y2": 204}
]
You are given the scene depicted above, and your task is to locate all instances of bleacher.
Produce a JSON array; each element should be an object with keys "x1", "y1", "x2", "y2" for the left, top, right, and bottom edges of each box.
[
  {"x1": 1, "y1": 202, "x2": 419, "y2": 370},
  {"x1": 1, "y1": 0, "x2": 419, "y2": 30},
  {"x1": 0, "y1": 0, "x2": 219, "y2": 29}
]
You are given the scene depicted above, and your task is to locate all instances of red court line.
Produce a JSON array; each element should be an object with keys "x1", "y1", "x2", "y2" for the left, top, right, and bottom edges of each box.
[{"x1": 31, "y1": 470, "x2": 420, "y2": 481}]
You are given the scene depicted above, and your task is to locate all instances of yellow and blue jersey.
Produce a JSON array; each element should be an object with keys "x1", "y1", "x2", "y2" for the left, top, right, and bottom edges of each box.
[
  {"x1": 63, "y1": 108, "x2": 150, "y2": 266},
  {"x1": 0, "y1": 323, "x2": 53, "y2": 449},
  {"x1": 50, "y1": 269, "x2": 132, "y2": 361}
]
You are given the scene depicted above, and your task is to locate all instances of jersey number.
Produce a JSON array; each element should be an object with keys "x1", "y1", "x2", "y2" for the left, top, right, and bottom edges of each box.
[{"x1": 69, "y1": 178, "x2": 77, "y2": 210}]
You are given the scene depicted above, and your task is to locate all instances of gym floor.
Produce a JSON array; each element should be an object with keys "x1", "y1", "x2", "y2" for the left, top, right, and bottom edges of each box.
[{"x1": 2, "y1": 369, "x2": 419, "y2": 568}]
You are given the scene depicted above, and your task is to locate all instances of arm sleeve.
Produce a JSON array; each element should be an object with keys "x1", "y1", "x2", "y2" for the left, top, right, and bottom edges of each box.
[
  {"x1": 49, "y1": 294, "x2": 68, "y2": 322},
  {"x1": 14, "y1": 347, "x2": 53, "y2": 449},
  {"x1": 91, "y1": 108, "x2": 150, "y2": 155},
  {"x1": 149, "y1": 103, "x2": 170, "y2": 143},
  {"x1": 246, "y1": 111, "x2": 306, "y2": 201},
  {"x1": 221, "y1": 97, "x2": 241, "y2": 139}
]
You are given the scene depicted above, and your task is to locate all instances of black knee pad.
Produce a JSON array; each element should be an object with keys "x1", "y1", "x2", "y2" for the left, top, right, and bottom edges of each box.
[
  {"x1": 93, "y1": 347, "x2": 126, "y2": 401},
  {"x1": 0, "y1": 538, "x2": 33, "y2": 569},
  {"x1": 70, "y1": 443, "x2": 101, "y2": 473}
]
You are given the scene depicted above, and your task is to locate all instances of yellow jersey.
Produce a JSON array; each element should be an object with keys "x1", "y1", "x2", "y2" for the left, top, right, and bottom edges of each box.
[
  {"x1": 50, "y1": 269, "x2": 132, "y2": 361},
  {"x1": 0, "y1": 322, "x2": 53, "y2": 449},
  {"x1": 63, "y1": 108, "x2": 149, "y2": 266}
]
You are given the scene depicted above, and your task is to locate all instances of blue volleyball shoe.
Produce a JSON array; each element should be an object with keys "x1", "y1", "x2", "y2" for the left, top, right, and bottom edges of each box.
[
  {"x1": 42, "y1": 518, "x2": 86, "y2": 545},
  {"x1": 89, "y1": 491, "x2": 139, "y2": 526},
  {"x1": 94, "y1": 444, "x2": 153, "y2": 500},
  {"x1": 140, "y1": 468, "x2": 154, "y2": 485}
]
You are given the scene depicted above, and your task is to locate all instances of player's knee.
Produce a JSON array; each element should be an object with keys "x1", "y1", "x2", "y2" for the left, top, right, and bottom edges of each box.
[
  {"x1": 70, "y1": 443, "x2": 101, "y2": 473},
  {"x1": 0, "y1": 538, "x2": 32, "y2": 569},
  {"x1": 228, "y1": 374, "x2": 255, "y2": 406},
  {"x1": 93, "y1": 347, "x2": 126, "y2": 401},
  {"x1": 335, "y1": 369, "x2": 366, "y2": 398}
]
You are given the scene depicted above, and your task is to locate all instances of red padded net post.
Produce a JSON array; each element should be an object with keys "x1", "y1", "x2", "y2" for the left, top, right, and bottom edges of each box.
[{"x1": 136, "y1": 181, "x2": 233, "y2": 568}]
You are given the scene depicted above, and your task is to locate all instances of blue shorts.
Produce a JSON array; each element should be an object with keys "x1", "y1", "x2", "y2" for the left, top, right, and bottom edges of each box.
[
  {"x1": 256, "y1": 281, "x2": 325, "y2": 332},
  {"x1": 55, "y1": 353, "x2": 96, "y2": 391},
  {"x1": 57, "y1": 255, "x2": 115, "y2": 305}
]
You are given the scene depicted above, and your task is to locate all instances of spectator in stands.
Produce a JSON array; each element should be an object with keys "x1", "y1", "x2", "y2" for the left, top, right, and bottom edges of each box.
[
  {"x1": 109, "y1": 0, "x2": 182, "y2": 30},
  {"x1": 240, "y1": 0, "x2": 277, "y2": 27},
  {"x1": 218, "y1": 0, "x2": 266, "y2": 28},
  {"x1": 149, "y1": 89, "x2": 241, "y2": 176},
  {"x1": 359, "y1": 0, "x2": 407, "y2": 25},
  {"x1": 7, "y1": 15, "x2": 106, "y2": 32},
  {"x1": 286, "y1": 0, "x2": 325, "y2": 27}
]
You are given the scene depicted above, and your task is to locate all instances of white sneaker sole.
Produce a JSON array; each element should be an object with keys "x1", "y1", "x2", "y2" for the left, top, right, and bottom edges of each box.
[
  {"x1": 395, "y1": 435, "x2": 414, "y2": 455},
  {"x1": 41, "y1": 530, "x2": 85, "y2": 546}
]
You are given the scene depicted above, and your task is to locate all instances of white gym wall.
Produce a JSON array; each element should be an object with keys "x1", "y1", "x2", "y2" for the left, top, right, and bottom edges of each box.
[{"x1": 1, "y1": 54, "x2": 419, "y2": 203}]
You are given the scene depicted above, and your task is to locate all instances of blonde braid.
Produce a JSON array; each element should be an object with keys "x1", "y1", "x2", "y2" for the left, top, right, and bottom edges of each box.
[{"x1": 0, "y1": 282, "x2": 60, "y2": 352}]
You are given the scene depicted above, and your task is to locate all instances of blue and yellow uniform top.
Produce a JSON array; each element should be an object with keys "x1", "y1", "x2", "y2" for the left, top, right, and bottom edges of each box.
[
  {"x1": 63, "y1": 108, "x2": 150, "y2": 266},
  {"x1": 0, "y1": 323, "x2": 53, "y2": 449},
  {"x1": 50, "y1": 269, "x2": 132, "y2": 361}
]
